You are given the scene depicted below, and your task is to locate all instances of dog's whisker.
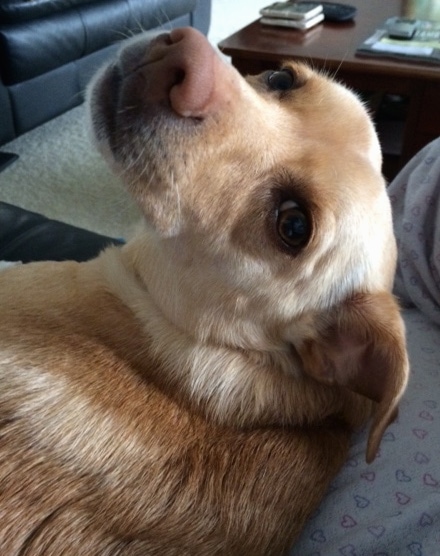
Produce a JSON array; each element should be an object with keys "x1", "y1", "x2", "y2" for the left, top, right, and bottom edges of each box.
[
  {"x1": 113, "y1": 29, "x2": 134, "y2": 41},
  {"x1": 116, "y1": 105, "x2": 139, "y2": 115},
  {"x1": 326, "y1": 49, "x2": 350, "y2": 82},
  {"x1": 153, "y1": 6, "x2": 172, "y2": 31}
]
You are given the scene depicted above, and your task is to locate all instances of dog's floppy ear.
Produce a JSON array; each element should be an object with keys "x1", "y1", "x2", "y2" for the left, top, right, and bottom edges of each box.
[{"x1": 297, "y1": 292, "x2": 409, "y2": 463}]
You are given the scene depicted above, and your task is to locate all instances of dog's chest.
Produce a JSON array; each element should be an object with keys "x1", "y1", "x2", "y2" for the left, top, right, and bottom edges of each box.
[
  {"x1": 0, "y1": 327, "x2": 350, "y2": 555},
  {"x1": 0, "y1": 265, "x2": 350, "y2": 555}
]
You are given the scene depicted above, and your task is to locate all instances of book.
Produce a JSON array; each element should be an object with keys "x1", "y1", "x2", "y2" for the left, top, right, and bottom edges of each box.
[
  {"x1": 260, "y1": 12, "x2": 325, "y2": 30},
  {"x1": 260, "y1": 2, "x2": 323, "y2": 21},
  {"x1": 356, "y1": 17, "x2": 440, "y2": 65}
]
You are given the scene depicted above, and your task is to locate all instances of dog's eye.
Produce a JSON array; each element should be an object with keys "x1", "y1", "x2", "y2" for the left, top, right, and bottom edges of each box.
[
  {"x1": 267, "y1": 69, "x2": 295, "y2": 91},
  {"x1": 277, "y1": 201, "x2": 310, "y2": 248}
]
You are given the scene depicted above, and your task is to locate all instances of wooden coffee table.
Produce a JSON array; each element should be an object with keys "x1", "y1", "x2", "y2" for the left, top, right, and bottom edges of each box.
[{"x1": 219, "y1": 0, "x2": 440, "y2": 177}]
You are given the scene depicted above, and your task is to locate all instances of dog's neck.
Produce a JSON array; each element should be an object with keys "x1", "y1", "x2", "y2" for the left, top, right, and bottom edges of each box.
[{"x1": 101, "y1": 241, "x2": 371, "y2": 432}]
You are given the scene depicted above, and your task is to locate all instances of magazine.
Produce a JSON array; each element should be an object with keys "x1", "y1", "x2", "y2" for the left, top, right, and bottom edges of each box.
[{"x1": 356, "y1": 17, "x2": 440, "y2": 65}]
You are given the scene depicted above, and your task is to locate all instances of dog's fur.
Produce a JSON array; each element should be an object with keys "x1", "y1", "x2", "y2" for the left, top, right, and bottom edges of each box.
[{"x1": 0, "y1": 28, "x2": 409, "y2": 555}]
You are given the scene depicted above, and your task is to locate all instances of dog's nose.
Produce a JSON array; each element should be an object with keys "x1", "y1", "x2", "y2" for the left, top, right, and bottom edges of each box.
[{"x1": 147, "y1": 27, "x2": 236, "y2": 118}]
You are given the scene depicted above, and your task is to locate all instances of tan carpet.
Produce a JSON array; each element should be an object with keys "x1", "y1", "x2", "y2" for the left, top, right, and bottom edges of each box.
[{"x1": 0, "y1": 104, "x2": 140, "y2": 239}]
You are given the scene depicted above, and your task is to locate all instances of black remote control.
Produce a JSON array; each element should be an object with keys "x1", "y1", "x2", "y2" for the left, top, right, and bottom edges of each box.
[
  {"x1": 320, "y1": 2, "x2": 357, "y2": 21},
  {"x1": 298, "y1": 2, "x2": 357, "y2": 22}
]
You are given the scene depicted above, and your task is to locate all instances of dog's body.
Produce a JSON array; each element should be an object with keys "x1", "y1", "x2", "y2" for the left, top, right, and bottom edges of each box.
[{"x1": 0, "y1": 28, "x2": 409, "y2": 555}]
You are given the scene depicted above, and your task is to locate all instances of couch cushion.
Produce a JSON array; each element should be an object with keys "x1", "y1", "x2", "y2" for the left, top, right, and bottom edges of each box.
[
  {"x1": 0, "y1": 0, "x2": 99, "y2": 24},
  {"x1": 9, "y1": 44, "x2": 117, "y2": 135},
  {"x1": 0, "y1": 0, "x2": 197, "y2": 23},
  {"x1": 0, "y1": 0, "x2": 197, "y2": 85}
]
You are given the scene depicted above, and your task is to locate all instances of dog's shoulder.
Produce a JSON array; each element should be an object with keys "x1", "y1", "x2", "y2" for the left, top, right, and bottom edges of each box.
[
  {"x1": 0, "y1": 248, "x2": 138, "y2": 340},
  {"x1": 0, "y1": 249, "x2": 354, "y2": 555},
  {"x1": 0, "y1": 249, "x2": 153, "y2": 415}
]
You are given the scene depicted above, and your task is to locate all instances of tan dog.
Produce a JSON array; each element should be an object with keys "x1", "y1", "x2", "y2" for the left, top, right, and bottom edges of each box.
[{"x1": 0, "y1": 28, "x2": 409, "y2": 555}]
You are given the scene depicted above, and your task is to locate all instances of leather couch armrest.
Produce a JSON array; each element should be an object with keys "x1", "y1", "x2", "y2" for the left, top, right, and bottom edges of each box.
[
  {"x1": 0, "y1": 202, "x2": 124, "y2": 262},
  {"x1": 0, "y1": 79, "x2": 15, "y2": 144}
]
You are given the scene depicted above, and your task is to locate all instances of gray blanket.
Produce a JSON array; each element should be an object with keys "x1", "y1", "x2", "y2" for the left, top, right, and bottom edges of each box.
[
  {"x1": 292, "y1": 138, "x2": 440, "y2": 556},
  {"x1": 388, "y1": 137, "x2": 440, "y2": 325}
]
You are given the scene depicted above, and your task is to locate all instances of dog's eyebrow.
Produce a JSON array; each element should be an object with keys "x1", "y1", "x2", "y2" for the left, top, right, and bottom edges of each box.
[
  {"x1": 278, "y1": 63, "x2": 308, "y2": 88},
  {"x1": 269, "y1": 168, "x2": 310, "y2": 204}
]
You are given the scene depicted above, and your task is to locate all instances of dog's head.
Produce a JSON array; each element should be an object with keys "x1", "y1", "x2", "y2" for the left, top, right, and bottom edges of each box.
[{"x1": 88, "y1": 28, "x2": 409, "y2": 462}]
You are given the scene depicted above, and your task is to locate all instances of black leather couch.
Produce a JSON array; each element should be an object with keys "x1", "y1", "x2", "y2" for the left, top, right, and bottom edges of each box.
[
  {"x1": 0, "y1": 201, "x2": 124, "y2": 262},
  {"x1": 0, "y1": 0, "x2": 211, "y2": 146}
]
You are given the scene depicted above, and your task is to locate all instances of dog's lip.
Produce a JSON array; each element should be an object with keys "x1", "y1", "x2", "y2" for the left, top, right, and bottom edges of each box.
[
  {"x1": 118, "y1": 32, "x2": 170, "y2": 78},
  {"x1": 108, "y1": 63, "x2": 123, "y2": 107},
  {"x1": 93, "y1": 62, "x2": 123, "y2": 145},
  {"x1": 97, "y1": 31, "x2": 202, "y2": 124},
  {"x1": 92, "y1": 32, "x2": 169, "y2": 135}
]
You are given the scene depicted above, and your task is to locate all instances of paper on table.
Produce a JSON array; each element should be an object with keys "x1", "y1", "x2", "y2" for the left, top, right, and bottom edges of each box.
[
  {"x1": 371, "y1": 42, "x2": 434, "y2": 56},
  {"x1": 356, "y1": 25, "x2": 440, "y2": 64}
]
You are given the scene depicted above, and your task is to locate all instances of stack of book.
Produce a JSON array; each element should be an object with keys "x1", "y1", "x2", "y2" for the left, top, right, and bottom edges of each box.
[
  {"x1": 260, "y1": 2, "x2": 324, "y2": 31},
  {"x1": 357, "y1": 17, "x2": 440, "y2": 65}
]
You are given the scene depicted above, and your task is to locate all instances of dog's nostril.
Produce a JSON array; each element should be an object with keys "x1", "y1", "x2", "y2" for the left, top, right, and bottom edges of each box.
[{"x1": 174, "y1": 68, "x2": 186, "y2": 86}]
